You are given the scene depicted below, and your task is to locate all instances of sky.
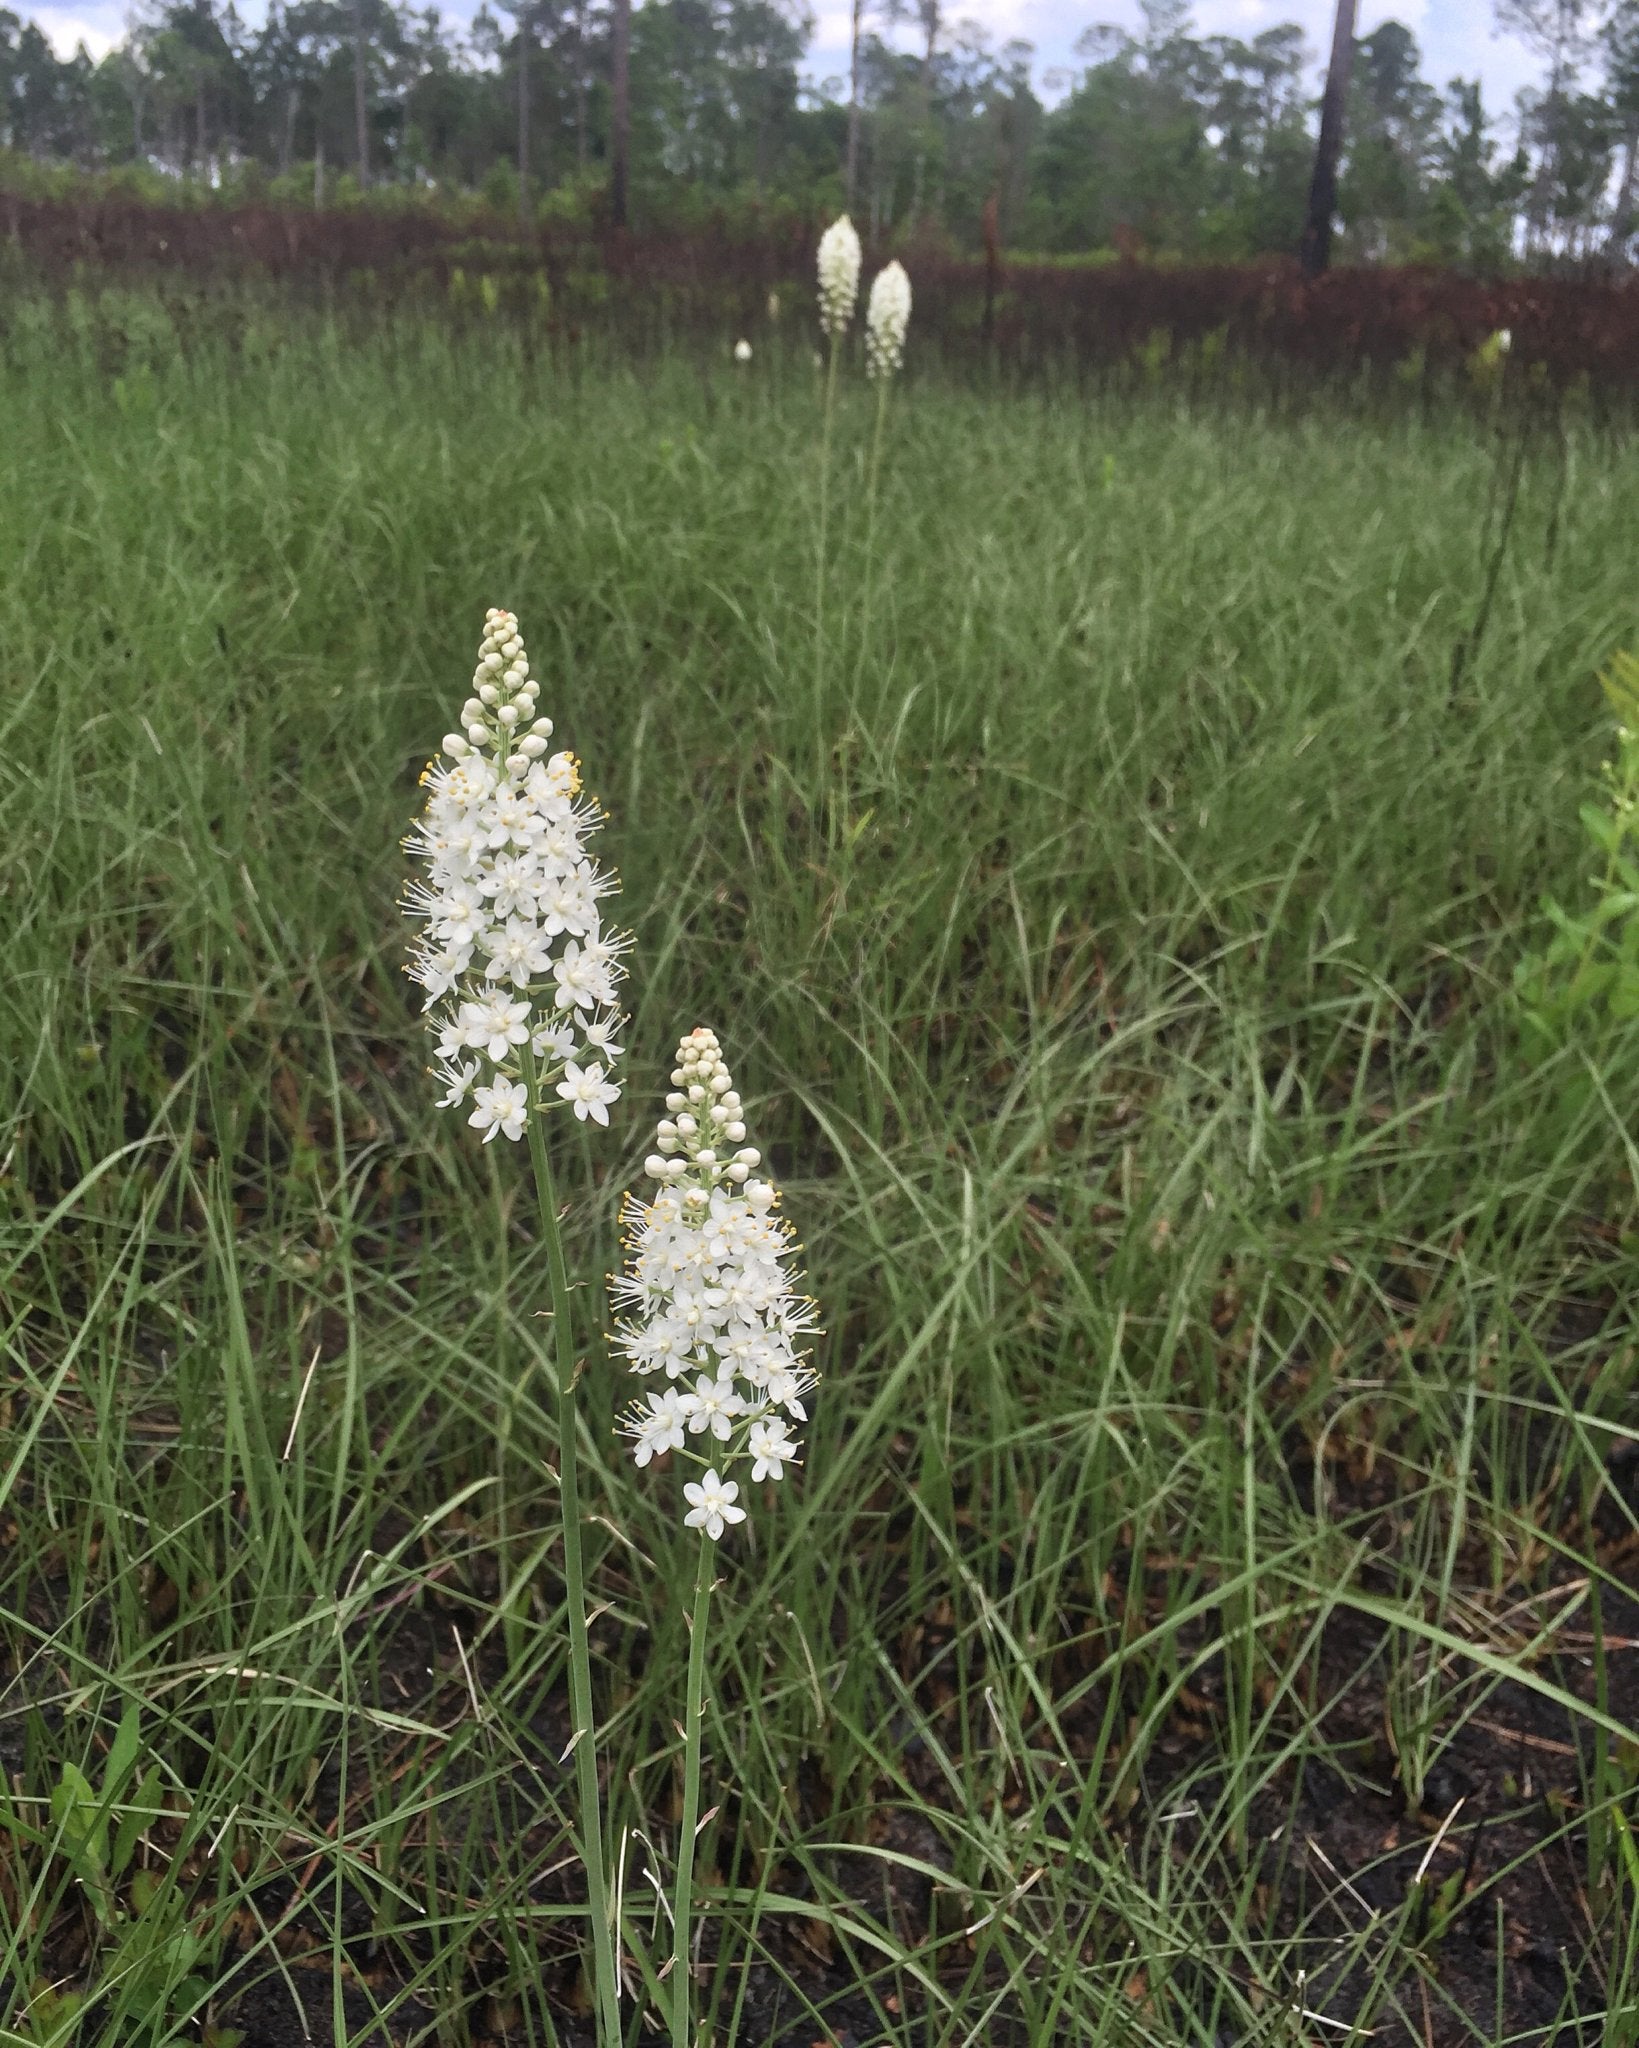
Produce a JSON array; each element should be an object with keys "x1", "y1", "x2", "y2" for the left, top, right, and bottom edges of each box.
[{"x1": 37, "y1": 0, "x2": 1546, "y2": 125}]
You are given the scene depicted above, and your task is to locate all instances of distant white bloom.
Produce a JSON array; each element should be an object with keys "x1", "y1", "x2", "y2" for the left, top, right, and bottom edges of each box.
[
  {"x1": 865, "y1": 260, "x2": 911, "y2": 380},
  {"x1": 817, "y1": 214, "x2": 862, "y2": 338},
  {"x1": 1496, "y1": 327, "x2": 1512, "y2": 353},
  {"x1": 733, "y1": 338, "x2": 753, "y2": 363},
  {"x1": 614, "y1": 1028, "x2": 820, "y2": 1534},
  {"x1": 683, "y1": 1468, "x2": 746, "y2": 1541},
  {"x1": 405, "y1": 609, "x2": 629, "y2": 1140}
]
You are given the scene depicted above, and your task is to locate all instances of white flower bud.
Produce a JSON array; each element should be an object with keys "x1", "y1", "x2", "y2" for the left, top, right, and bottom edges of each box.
[
  {"x1": 666, "y1": 1091, "x2": 686, "y2": 1110},
  {"x1": 676, "y1": 1114, "x2": 697, "y2": 1135},
  {"x1": 521, "y1": 735, "x2": 548, "y2": 758},
  {"x1": 696, "y1": 1148, "x2": 716, "y2": 1167},
  {"x1": 466, "y1": 722, "x2": 489, "y2": 745},
  {"x1": 688, "y1": 1085, "x2": 706, "y2": 1102},
  {"x1": 646, "y1": 1155, "x2": 669, "y2": 1179},
  {"x1": 483, "y1": 652, "x2": 503, "y2": 671},
  {"x1": 498, "y1": 703, "x2": 519, "y2": 726},
  {"x1": 531, "y1": 717, "x2": 553, "y2": 737},
  {"x1": 725, "y1": 1121, "x2": 746, "y2": 1142},
  {"x1": 865, "y1": 260, "x2": 912, "y2": 380},
  {"x1": 727, "y1": 1163, "x2": 749, "y2": 1182},
  {"x1": 736, "y1": 1148, "x2": 760, "y2": 1167},
  {"x1": 817, "y1": 214, "x2": 862, "y2": 337},
  {"x1": 710, "y1": 1074, "x2": 730, "y2": 1095},
  {"x1": 506, "y1": 752, "x2": 529, "y2": 773},
  {"x1": 479, "y1": 684, "x2": 499, "y2": 705},
  {"x1": 442, "y1": 734, "x2": 470, "y2": 758},
  {"x1": 462, "y1": 699, "x2": 485, "y2": 724}
]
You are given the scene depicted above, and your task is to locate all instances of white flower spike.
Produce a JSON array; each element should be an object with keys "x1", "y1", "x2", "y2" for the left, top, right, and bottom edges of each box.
[
  {"x1": 733, "y1": 338, "x2": 753, "y2": 363},
  {"x1": 865, "y1": 260, "x2": 911, "y2": 380},
  {"x1": 405, "y1": 609, "x2": 630, "y2": 1140},
  {"x1": 817, "y1": 214, "x2": 862, "y2": 338},
  {"x1": 613, "y1": 1028, "x2": 820, "y2": 1536}
]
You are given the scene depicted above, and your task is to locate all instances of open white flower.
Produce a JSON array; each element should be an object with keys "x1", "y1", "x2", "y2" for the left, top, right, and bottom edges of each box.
[
  {"x1": 405, "y1": 609, "x2": 630, "y2": 1140},
  {"x1": 557, "y1": 1060, "x2": 620, "y2": 1126},
  {"x1": 748, "y1": 1416, "x2": 797, "y2": 1482},
  {"x1": 817, "y1": 214, "x2": 862, "y2": 338},
  {"x1": 683, "y1": 1468, "x2": 746, "y2": 1541},
  {"x1": 865, "y1": 260, "x2": 911, "y2": 380},
  {"x1": 632, "y1": 1388, "x2": 690, "y2": 1467},
  {"x1": 682, "y1": 1372, "x2": 743, "y2": 1441},
  {"x1": 470, "y1": 1075, "x2": 530, "y2": 1143},
  {"x1": 614, "y1": 1029, "x2": 820, "y2": 1534}
]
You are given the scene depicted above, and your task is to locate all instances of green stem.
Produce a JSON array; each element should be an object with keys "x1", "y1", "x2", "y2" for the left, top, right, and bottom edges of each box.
[
  {"x1": 814, "y1": 324, "x2": 843, "y2": 710},
  {"x1": 670, "y1": 1534, "x2": 715, "y2": 2048},
  {"x1": 520, "y1": 1047, "x2": 622, "y2": 2048},
  {"x1": 854, "y1": 372, "x2": 891, "y2": 698}
]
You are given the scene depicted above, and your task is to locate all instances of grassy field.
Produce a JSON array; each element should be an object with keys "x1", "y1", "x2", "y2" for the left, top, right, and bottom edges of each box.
[{"x1": 1, "y1": 301, "x2": 1637, "y2": 2048}]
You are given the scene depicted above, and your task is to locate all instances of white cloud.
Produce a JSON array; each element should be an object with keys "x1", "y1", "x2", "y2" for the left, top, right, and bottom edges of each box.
[{"x1": 35, "y1": 5, "x2": 118, "y2": 57}]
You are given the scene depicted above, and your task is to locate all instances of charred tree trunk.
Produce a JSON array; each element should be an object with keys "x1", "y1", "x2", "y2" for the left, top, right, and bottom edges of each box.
[
  {"x1": 610, "y1": 0, "x2": 631, "y2": 228},
  {"x1": 1299, "y1": 0, "x2": 1357, "y2": 277},
  {"x1": 518, "y1": 2, "x2": 532, "y2": 221},
  {"x1": 981, "y1": 189, "x2": 1000, "y2": 347},
  {"x1": 352, "y1": 0, "x2": 370, "y2": 186},
  {"x1": 845, "y1": 0, "x2": 862, "y2": 207}
]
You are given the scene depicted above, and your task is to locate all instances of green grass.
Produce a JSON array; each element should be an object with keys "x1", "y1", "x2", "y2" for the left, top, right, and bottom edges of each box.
[{"x1": 1, "y1": 297, "x2": 1637, "y2": 2048}]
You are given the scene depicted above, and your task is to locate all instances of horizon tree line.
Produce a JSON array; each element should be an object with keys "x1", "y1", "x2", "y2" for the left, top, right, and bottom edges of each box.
[{"x1": 2, "y1": 0, "x2": 1638, "y2": 262}]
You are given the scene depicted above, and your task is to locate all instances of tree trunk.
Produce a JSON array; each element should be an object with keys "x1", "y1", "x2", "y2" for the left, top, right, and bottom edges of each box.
[
  {"x1": 575, "y1": 0, "x2": 588, "y2": 167},
  {"x1": 518, "y1": 3, "x2": 531, "y2": 220},
  {"x1": 352, "y1": 0, "x2": 370, "y2": 186},
  {"x1": 845, "y1": 0, "x2": 862, "y2": 207},
  {"x1": 981, "y1": 188, "x2": 999, "y2": 346},
  {"x1": 315, "y1": 134, "x2": 325, "y2": 206},
  {"x1": 1299, "y1": 0, "x2": 1357, "y2": 277},
  {"x1": 609, "y1": 0, "x2": 630, "y2": 227},
  {"x1": 280, "y1": 85, "x2": 298, "y2": 177},
  {"x1": 606, "y1": 0, "x2": 626, "y2": 223},
  {"x1": 1607, "y1": 120, "x2": 1639, "y2": 260}
]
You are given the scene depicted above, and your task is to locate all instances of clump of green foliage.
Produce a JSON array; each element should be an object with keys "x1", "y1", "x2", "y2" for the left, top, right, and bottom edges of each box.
[{"x1": 1516, "y1": 650, "x2": 1639, "y2": 1052}]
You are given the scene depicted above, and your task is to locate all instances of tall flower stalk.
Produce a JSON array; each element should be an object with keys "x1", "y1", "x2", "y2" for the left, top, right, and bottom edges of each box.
[
  {"x1": 404, "y1": 607, "x2": 627, "y2": 2045},
  {"x1": 857, "y1": 260, "x2": 912, "y2": 696},
  {"x1": 610, "y1": 1028, "x2": 820, "y2": 2047},
  {"x1": 814, "y1": 214, "x2": 862, "y2": 703}
]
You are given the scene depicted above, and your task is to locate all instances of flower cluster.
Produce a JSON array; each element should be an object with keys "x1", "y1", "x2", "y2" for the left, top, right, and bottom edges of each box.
[
  {"x1": 865, "y1": 261, "x2": 912, "y2": 380},
  {"x1": 612, "y1": 1028, "x2": 819, "y2": 1537},
  {"x1": 816, "y1": 214, "x2": 862, "y2": 339},
  {"x1": 404, "y1": 608, "x2": 629, "y2": 1141}
]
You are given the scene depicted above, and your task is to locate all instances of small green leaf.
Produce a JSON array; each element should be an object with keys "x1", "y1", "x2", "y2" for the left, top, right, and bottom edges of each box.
[
  {"x1": 103, "y1": 1704, "x2": 143, "y2": 1801},
  {"x1": 1580, "y1": 803, "x2": 1621, "y2": 853},
  {"x1": 51, "y1": 1762, "x2": 104, "y2": 1873}
]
